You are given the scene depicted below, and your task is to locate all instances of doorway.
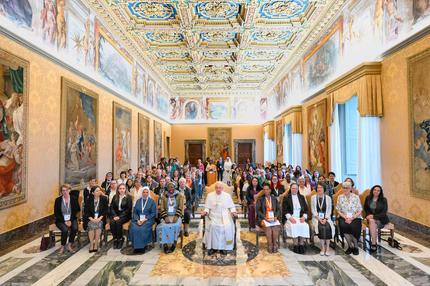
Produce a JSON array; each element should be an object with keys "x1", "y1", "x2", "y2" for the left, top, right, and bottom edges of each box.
[
  {"x1": 185, "y1": 140, "x2": 206, "y2": 167},
  {"x1": 234, "y1": 139, "x2": 256, "y2": 168}
]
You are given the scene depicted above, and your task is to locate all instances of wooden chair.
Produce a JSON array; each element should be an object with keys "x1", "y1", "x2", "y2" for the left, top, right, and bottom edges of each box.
[
  {"x1": 205, "y1": 182, "x2": 234, "y2": 196},
  {"x1": 278, "y1": 192, "x2": 289, "y2": 248},
  {"x1": 305, "y1": 191, "x2": 316, "y2": 245},
  {"x1": 333, "y1": 184, "x2": 342, "y2": 195},
  {"x1": 332, "y1": 191, "x2": 343, "y2": 247}
]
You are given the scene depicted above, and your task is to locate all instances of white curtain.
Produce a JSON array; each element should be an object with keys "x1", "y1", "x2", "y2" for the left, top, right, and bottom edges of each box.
[
  {"x1": 330, "y1": 104, "x2": 343, "y2": 181},
  {"x1": 264, "y1": 132, "x2": 276, "y2": 163},
  {"x1": 283, "y1": 124, "x2": 291, "y2": 164},
  {"x1": 358, "y1": 117, "x2": 382, "y2": 191},
  {"x1": 291, "y1": 134, "x2": 302, "y2": 167}
]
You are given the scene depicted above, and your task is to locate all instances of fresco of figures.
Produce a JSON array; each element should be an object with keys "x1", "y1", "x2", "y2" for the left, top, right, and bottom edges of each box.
[
  {"x1": 409, "y1": 49, "x2": 430, "y2": 201},
  {"x1": 113, "y1": 103, "x2": 132, "y2": 178},
  {"x1": 61, "y1": 79, "x2": 98, "y2": 189},
  {"x1": 307, "y1": 99, "x2": 328, "y2": 175},
  {"x1": 153, "y1": 121, "x2": 162, "y2": 163},
  {"x1": 276, "y1": 120, "x2": 284, "y2": 163},
  {"x1": 0, "y1": 50, "x2": 27, "y2": 210},
  {"x1": 0, "y1": 0, "x2": 169, "y2": 119},
  {"x1": 138, "y1": 114, "x2": 150, "y2": 169},
  {"x1": 270, "y1": 0, "x2": 430, "y2": 115}
]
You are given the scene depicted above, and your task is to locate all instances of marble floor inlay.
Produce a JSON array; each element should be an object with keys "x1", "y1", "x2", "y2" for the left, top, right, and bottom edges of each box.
[
  {"x1": 87, "y1": 261, "x2": 142, "y2": 286},
  {"x1": 1, "y1": 216, "x2": 429, "y2": 286}
]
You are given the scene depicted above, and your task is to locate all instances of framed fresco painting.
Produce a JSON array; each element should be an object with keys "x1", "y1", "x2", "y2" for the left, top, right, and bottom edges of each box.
[
  {"x1": 303, "y1": 19, "x2": 343, "y2": 90},
  {"x1": 408, "y1": 48, "x2": 430, "y2": 200},
  {"x1": 307, "y1": 99, "x2": 328, "y2": 175},
  {"x1": 60, "y1": 78, "x2": 98, "y2": 190},
  {"x1": 113, "y1": 102, "x2": 132, "y2": 178},
  {"x1": 276, "y1": 120, "x2": 284, "y2": 163},
  {"x1": 0, "y1": 49, "x2": 28, "y2": 210},
  {"x1": 138, "y1": 113, "x2": 150, "y2": 169},
  {"x1": 207, "y1": 98, "x2": 230, "y2": 120},
  {"x1": 208, "y1": 127, "x2": 232, "y2": 160},
  {"x1": 154, "y1": 120, "x2": 162, "y2": 163}
]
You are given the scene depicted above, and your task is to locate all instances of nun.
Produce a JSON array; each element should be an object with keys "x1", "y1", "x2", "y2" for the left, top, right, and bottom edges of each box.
[{"x1": 129, "y1": 186, "x2": 157, "y2": 253}]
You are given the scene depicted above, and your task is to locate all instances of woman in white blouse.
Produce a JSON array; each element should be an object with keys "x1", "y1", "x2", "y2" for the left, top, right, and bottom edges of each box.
[
  {"x1": 336, "y1": 182, "x2": 362, "y2": 255},
  {"x1": 311, "y1": 182, "x2": 335, "y2": 256},
  {"x1": 298, "y1": 176, "x2": 311, "y2": 196}
]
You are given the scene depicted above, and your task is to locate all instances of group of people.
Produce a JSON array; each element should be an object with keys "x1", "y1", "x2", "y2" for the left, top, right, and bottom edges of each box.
[
  {"x1": 53, "y1": 158, "x2": 389, "y2": 258},
  {"x1": 238, "y1": 163, "x2": 389, "y2": 255}
]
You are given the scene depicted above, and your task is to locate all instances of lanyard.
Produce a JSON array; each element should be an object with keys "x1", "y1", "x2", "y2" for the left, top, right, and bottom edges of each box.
[
  {"x1": 265, "y1": 196, "x2": 272, "y2": 210},
  {"x1": 94, "y1": 199, "x2": 100, "y2": 212},
  {"x1": 62, "y1": 197, "x2": 70, "y2": 213},
  {"x1": 141, "y1": 197, "x2": 149, "y2": 214},
  {"x1": 317, "y1": 195, "x2": 325, "y2": 212}
]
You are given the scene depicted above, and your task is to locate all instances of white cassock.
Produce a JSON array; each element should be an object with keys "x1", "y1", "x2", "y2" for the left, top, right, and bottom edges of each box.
[
  {"x1": 222, "y1": 161, "x2": 233, "y2": 184},
  {"x1": 203, "y1": 191, "x2": 236, "y2": 250}
]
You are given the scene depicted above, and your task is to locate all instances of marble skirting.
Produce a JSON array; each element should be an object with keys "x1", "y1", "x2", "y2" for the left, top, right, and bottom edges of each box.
[
  {"x1": 388, "y1": 213, "x2": 430, "y2": 236},
  {"x1": 0, "y1": 215, "x2": 54, "y2": 254}
]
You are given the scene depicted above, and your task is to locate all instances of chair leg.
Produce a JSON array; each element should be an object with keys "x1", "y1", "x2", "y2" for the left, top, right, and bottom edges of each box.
[
  {"x1": 390, "y1": 229, "x2": 394, "y2": 240},
  {"x1": 256, "y1": 232, "x2": 259, "y2": 248}
]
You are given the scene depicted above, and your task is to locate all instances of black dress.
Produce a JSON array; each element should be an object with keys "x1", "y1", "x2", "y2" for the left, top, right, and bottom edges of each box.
[{"x1": 316, "y1": 197, "x2": 332, "y2": 240}]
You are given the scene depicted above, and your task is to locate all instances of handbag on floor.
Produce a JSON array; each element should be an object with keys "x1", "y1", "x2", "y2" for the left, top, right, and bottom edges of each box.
[
  {"x1": 386, "y1": 237, "x2": 402, "y2": 250},
  {"x1": 40, "y1": 234, "x2": 55, "y2": 251}
]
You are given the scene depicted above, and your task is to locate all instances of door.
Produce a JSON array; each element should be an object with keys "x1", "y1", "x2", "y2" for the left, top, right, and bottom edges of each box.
[
  {"x1": 185, "y1": 140, "x2": 206, "y2": 167},
  {"x1": 237, "y1": 143, "x2": 252, "y2": 167}
]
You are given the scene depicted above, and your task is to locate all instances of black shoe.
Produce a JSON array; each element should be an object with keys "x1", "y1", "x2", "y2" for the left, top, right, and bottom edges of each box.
[
  {"x1": 163, "y1": 245, "x2": 169, "y2": 254},
  {"x1": 353, "y1": 248, "x2": 359, "y2": 255},
  {"x1": 113, "y1": 240, "x2": 119, "y2": 249},
  {"x1": 170, "y1": 242, "x2": 176, "y2": 252},
  {"x1": 119, "y1": 238, "x2": 124, "y2": 249},
  {"x1": 220, "y1": 250, "x2": 227, "y2": 255},
  {"x1": 184, "y1": 231, "x2": 189, "y2": 237},
  {"x1": 345, "y1": 248, "x2": 353, "y2": 255},
  {"x1": 208, "y1": 249, "x2": 216, "y2": 255},
  {"x1": 293, "y1": 246, "x2": 298, "y2": 253},
  {"x1": 299, "y1": 245, "x2": 305, "y2": 254}
]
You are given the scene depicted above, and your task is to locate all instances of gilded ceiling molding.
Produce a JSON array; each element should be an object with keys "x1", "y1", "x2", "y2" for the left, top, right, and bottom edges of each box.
[
  {"x1": 281, "y1": 106, "x2": 303, "y2": 134},
  {"x1": 325, "y1": 62, "x2": 383, "y2": 125},
  {"x1": 263, "y1": 120, "x2": 275, "y2": 140}
]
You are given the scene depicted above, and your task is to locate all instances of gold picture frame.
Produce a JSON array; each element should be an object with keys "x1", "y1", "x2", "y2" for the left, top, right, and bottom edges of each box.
[
  {"x1": 60, "y1": 78, "x2": 99, "y2": 190},
  {"x1": 0, "y1": 49, "x2": 29, "y2": 210}
]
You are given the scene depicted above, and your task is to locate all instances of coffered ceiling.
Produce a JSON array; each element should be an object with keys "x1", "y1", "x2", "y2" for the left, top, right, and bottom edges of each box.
[{"x1": 86, "y1": 0, "x2": 344, "y2": 97}]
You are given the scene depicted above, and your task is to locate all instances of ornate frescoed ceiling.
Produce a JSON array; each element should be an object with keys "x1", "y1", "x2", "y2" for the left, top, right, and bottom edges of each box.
[{"x1": 85, "y1": 0, "x2": 346, "y2": 97}]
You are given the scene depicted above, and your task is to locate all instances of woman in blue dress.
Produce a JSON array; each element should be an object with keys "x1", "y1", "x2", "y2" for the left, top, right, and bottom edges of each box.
[
  {"x1": 129, "y1": 186, "x2": 157, "y2": 253},
  {"x1": 157, "y1": 182, "x2": 185, "y2": 254}
]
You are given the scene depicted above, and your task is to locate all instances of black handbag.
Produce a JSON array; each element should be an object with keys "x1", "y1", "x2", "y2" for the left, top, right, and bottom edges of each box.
[{"x1": 40, "y1": 234, "x2": 55, "y2": 251}]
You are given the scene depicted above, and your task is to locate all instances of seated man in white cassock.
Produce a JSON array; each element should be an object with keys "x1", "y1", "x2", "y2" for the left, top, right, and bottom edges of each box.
[{"x1": 202, "y1": 181, "x2": 237, "y2": 255}]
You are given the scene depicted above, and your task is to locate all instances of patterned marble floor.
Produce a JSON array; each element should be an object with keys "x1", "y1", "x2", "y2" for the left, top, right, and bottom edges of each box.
[{"x1": 1, "y1": 215, "x2": 430, "y2": 286}]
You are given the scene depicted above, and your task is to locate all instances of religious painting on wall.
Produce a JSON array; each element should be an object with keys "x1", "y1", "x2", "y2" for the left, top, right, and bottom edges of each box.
[
  {"x1": 408, "y1": 49, "x2": 430, "y2": 200},
  {"x1": 307, "y1": 99, "x2": 328, "y2": 175},
  {"x1": 276, "y1": 120, "x2": 284, "y2": 163},
  {"x1": 113, "y1": 103, "x2": 132, "y2": 178},
  {"x1": 0, "y1": 50, "x2": 28, "y2": 210},
  {"x1": 134, "y1": 63, "x2": 146, "y2": 103},
  {"x1": 95, "y1": 20, "x2": 132, "y2": 95},
  {"x1": 208, "y1": 128, "x2": 232, "y2": 160},
  {"x1": 207, "y1": 99, "x2": 229, "y2": 120},
  {"x1": 154, "y1": 120, "x2": 162, "y2": 163},
  {"x1": 138, "y1": 113, "x2": 149, "y2": 169},
  {"x1": 60, "y1": 78, "x2": 98, "y2": 189},
  {"x1": 303, "y1": 19, "x2": 343, "y2": 91},
  {"x1": 184, "y1": 100, "x2": 200, "y2": 120}
]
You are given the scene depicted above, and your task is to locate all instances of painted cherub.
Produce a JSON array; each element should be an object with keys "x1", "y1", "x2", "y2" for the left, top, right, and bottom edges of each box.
[
  {"x1": 56, "y1": 0, "x2": 66, "y2": 49},
  {"x1": 40, "y1": 0, "x2": 57, "y2": 44}
]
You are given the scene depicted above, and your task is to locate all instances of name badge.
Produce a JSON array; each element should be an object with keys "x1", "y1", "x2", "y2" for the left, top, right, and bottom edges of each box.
[
  {"x1": 346, "y1": 212, "x2": 353, "y2": 218},
  {"x1": 293, "y1": 209, "x2": 300, "y2": 218},
  {"x1": 94, "y1": 212, "x2": 99, "y2": 219},
  {"x1": 140, "y1": 214, "x2": 146, "y2": 221},
  {"x1": 268, "y1": 211, "x2": 274, "y2": 219},
  {"x1": 64, "y1": 214, "x2": 71, "y2": 221},
  {"x1": 318, "y1": 212, "x2": 325, "y2": 219},
  {"x1": 168, "y1": 206, "x2": 174, "y2": 213}
]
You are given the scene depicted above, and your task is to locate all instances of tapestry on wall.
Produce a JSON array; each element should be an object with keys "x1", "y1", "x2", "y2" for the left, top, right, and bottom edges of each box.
[
  {"x1": 0, "y1": 49, "x2": 28, "y2": 210},
  {"x1": 276, "y1": 120, "x2": 284, "y2": 163},
  {"x1": 60, "y1": 78, "x2": 98, "y2": 189},
  {"x1": 307, "y1": 99, "x2": 328, "y2": 175},
  {"x1": 154, "y1": 120, "x2": 162, "y2": 163},
  {"x1": 409, "y1": 49, "x2": 430, "y2": 200},
  {"x1": 138, "y1": 113, "x2": 149, "y2": 169},
  {"x1": 113, "y1": 103, "x2": 132, "y2": 178},
  {"x1": 208, "y1": 128, "x2": 232, "y2": 160}
]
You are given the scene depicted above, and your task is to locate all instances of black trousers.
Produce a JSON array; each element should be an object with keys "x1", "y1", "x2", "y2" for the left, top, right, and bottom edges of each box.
[
  {"x1": 110, "y1": 217, "x2": 130, "y2": 240},
  {"x1": 217, "y1": 171, "x2": 223, "y2": 181},
  {"x1": 339, "y1": 217, "x2": 362, "y2": 240},
  {"x1": 56, "y1": 220, "x2": 78, "y2": 246},
  {"x1": 183, "y1": 208, "x2": 191, "y2": 224}
]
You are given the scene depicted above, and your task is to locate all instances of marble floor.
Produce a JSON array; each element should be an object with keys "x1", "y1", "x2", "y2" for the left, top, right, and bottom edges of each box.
[{"x1": 1, "y1": 214, "x2": 430, "y2": 286}]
